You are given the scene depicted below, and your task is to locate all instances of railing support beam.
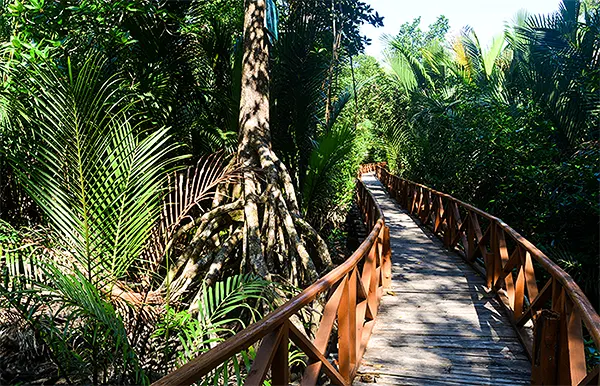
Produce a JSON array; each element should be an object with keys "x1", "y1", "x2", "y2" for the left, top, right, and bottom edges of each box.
[{"x1": 372, "y1": 165, "x2": 600, "y2": 386}]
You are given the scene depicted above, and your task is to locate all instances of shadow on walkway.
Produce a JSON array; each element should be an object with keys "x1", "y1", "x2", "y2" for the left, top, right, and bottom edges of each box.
[{"x1": 354, "y1": 174, "x2": 531, "y2": 386}]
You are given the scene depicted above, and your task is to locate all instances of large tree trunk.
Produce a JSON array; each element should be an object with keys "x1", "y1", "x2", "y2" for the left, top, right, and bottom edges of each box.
[
  {"x1": 237, "y1": 0, "x2": 272, "y2": 279},
  {"x1": 143, "y1": 0, "x2": 331, "y2": 307},
  {"x1": 235, "y1": 0, "x2": 332, "y2": 286},
  {"x1": 129, "y1": 1, "x2": 333, "y2": 314}
]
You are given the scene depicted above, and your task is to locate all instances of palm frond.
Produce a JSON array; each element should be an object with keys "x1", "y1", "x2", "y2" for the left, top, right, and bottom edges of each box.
[
  {"x1": 9, "y1": 54, "x2": 185, "y2": 288},
  {"x1": 44, "y1": 263, "x2": 146, "y2": 383},
  {"x1": 384, "y1": 35, "x2": 435, "y2": 92},
  {"x1": 0, "y1": 246, "x2": 148, "y2": 384},
  {"x1": 514, "y1": 0, "x2": 599, "y2": 147},
  {"x1": 154, "y1": 274, "x2": 271, "y2": 383},
  {"x1": 302, "y1": 124, "x2": 356, "y2": 215},
  {"x1": 326, "y1": 85, "x2": 354, "y2": 131},
  {"x1": 140, "y1": 153, "x2": 241, "y2": 282},
  {"x1": 483, "y1": 34, "x2": 506, "y2": 77},
  {"x1": 0, "y1": 221, "x2": 50, "y2": 288}
]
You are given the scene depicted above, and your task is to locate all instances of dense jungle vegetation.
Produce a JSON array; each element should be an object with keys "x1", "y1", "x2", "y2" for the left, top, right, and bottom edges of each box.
[
  {"x1": 369, "y1": 1, "x2": 600, "y2": 309},
  {"x1": 0, "y1": 0, "x2": 598, "y2": 384}
]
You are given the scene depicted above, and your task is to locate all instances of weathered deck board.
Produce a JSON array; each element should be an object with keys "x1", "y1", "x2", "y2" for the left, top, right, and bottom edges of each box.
[{"x1": 355, "y1": 174, "x2": 530, "y2": 385}]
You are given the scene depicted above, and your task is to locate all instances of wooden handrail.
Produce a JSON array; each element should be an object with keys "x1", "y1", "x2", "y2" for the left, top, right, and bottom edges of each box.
[
  {"x1": 358, "y1": 162, "x2": 386, "y2": 176},
  {"x1": 373, "y1": 165, "x2": 599, "y2": 386},
  {"x1": 153, "y1": 174, "x2": 391, "y2": 385}
]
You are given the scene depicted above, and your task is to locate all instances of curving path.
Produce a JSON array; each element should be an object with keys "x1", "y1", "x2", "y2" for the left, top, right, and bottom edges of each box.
[{"x1": 354, "y1": 173, "x2": 531, "y2": 385}]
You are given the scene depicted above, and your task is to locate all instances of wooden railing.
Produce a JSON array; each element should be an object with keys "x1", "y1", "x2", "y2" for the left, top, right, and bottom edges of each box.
[
  {"x1": 373, "y1": 165, "x2": 600, "y2": 386},
  {"x1": 357, "y1": 162, "x2": 386, "y2": 175},
  {"x1": 153, "y1": 173, "x2": 391, "y2": 386}
]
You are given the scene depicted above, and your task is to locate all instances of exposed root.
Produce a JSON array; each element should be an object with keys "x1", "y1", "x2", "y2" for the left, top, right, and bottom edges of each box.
[
  {"x1": 292, "y1": 215, "x2": 333, "y2": 272},
  {"x1": 273, "y1": 189, "x2": 317, "y2": 284},
  {"x1": 164, "y1": 200, "x2": 243, "y2": 285},
  {"x1": 154, "y1": 0, "x2": 333, "y2": 309},
  {"x1": 202, "y1": 229, "x2": 243, "y2": 288}
]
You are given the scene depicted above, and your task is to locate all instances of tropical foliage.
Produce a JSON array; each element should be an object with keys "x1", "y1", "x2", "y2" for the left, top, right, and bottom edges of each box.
[
  {"x1": 0, "y1": 0, "x2": 380, "y2": 383},
  {"x1": 1, "y1": 0, "x2": 598, "y2": 383},
  {"x1": 366, "y1": 0, "x2": 599, "y2": 307}
]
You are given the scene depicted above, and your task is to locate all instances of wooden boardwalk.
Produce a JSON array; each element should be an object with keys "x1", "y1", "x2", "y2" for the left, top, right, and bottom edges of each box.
[{"x1": 355, "y1": 174, "x2": 531, "y2": 385}]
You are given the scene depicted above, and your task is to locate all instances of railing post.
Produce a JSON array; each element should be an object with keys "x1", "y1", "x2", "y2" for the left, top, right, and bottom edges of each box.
[
  {"x1": 556, "y1": 295, "x2": 587, "y2": 385},
  {"x1": 444, "y1": 203, "x2": 452, "y2": 248},
  {"x1": 369, "y1": 239, "x2": 379, "y2": 304},
  {"x1": 467, "y1": 211, "x2": 476, "y2": 262},
  {"x1": 531, "y1": 309, "x2": 560, "y2": 385},
  {"x1": 421, "y1": 191, "x2": 430, "y2": 224},
  {"x1": 245, "y1": 325, "x2": 287, "y2": 386},
  {"x1": 514, "y1": 257, "x2": 526, "y2": 320},
  {"x1": 338, "y1": 272, "x2": 357, "y2": 383},
  {"x1": 486, "y1": 222, "x2": 497, "y2": 289},
  {"x1": 371, "y1": 202, "x2": 376, "y2": 230},
  {"x1": 494, "y1": 224, "x2": 507, "y2": 292},
  {"x1": 272, "y1": 321, "x2": 290, "y2": 386},
  {"x1": 433, "y1": 196, "x2": 442, "y2": 233},
  {"x1": 382, "y1": 226, "x2": 392, "y2": 288},
  {"x1": 416, "y1": 187, "x2": 423, "y2": 217}
]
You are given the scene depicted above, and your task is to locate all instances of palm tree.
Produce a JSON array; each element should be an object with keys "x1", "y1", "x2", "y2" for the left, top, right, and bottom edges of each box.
[
  {"x1": 9, "y1": 55, "x2": 184, "y2": 288},
  {"x1": 1, "y1": 53, "x2": 185, "y2": 383},
  {"x1": 456, "y1": 29, "x2": 506, "y2": 85},
  {"x1": 1, "y1": 54, "x2": 271, "y2": 384},
  {"x1": 510, "y1": 0, "x2": 600, "y2": 149}
]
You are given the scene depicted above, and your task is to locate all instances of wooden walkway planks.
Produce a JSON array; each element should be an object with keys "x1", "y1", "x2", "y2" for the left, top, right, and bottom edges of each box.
[{"x1": 354, "y1": 173, "x2": 531, "y2": 385}]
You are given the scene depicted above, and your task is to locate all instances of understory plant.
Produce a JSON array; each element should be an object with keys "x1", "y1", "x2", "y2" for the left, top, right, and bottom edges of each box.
[{"x1": 0, "y1": 54, "x2": 267, "y2": 384}]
